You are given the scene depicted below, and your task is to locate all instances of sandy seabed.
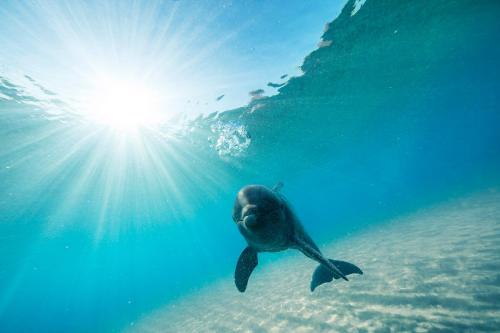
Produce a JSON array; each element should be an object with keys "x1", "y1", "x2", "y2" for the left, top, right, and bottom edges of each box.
[{"x1": 127, "y1": 191, "x2": 500, "y2": 332}]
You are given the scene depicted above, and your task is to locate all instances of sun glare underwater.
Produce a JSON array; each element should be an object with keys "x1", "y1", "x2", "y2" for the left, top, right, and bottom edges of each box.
[{"x1": 1, "y1": 0, "x2": 500, "y2": 332}]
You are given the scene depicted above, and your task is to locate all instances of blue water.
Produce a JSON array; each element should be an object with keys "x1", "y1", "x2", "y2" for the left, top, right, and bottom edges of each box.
[{"x1": 1, "y1": 0, "x2": 500, "y2": 332}]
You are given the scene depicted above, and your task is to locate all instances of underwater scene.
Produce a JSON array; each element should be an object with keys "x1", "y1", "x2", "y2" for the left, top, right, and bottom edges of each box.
[{"x1": 1, "y1": 0, "x2": 500, "y2": 332}]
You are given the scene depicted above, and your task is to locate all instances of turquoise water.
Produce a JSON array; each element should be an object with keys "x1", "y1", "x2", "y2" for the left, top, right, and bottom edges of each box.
[{"x1": 1, "y1": 0, "x2": 500, "y2": 332}]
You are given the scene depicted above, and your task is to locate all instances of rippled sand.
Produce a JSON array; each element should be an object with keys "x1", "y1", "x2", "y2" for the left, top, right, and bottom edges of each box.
[{"x1": 127, "y1": 192, "x2": 500, "y2": 332}]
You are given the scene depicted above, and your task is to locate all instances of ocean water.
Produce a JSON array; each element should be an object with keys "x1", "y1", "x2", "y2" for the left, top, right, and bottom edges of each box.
[{"x1": 1, "y1": 0, "x2": 500, "y2": 332}]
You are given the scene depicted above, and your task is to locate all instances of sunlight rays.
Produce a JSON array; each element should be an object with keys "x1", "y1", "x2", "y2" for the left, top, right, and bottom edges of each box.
[
  {"x1": 0, "y1": 107, "x2": 210, "y2": 232},
  {"x1": 0, "y1": 2, "x2": 257, "y2": 316},
  {"x1": 82, "y1": 73, "x2": 163, "y2": 130},
  {"x1": 0, "y1": 116, "x2": 235, "y2": 242},
  {"x1": 0, "y1": 0, "x2": 257, "y2": 121}
]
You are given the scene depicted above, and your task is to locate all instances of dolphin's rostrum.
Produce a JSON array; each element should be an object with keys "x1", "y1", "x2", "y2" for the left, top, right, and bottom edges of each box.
[{"x1": 232, "y1": 183, "x2": 363, "y2": 292}]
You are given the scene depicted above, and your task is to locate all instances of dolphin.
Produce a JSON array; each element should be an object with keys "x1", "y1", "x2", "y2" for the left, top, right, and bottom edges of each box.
[{"x1": 232, "y1": 183, "x2": 363, "y2": 292}]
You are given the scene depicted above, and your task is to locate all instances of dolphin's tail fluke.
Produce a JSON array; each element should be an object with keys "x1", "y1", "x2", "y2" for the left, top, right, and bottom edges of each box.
[{"x1": 311, "y1": 259, "x2": 363, "y2": 291}]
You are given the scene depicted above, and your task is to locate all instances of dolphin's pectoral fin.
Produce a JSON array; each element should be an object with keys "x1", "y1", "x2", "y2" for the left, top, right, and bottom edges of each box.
[
  {"x1": 235, "y1": 246, "x2": 258, "y2": 292},
  {"x1": 311, "y1": 259, "x2": 363, "y2": 291}
]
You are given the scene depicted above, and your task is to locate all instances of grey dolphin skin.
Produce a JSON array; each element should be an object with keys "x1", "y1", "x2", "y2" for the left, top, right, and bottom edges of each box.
[{"x1": 232, "y1": 183, "x2": 363, "y2": 292}]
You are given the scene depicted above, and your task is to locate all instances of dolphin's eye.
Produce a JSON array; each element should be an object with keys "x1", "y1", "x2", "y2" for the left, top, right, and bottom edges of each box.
[{"x1": 232, "y1": 200, "x2": 243, "y2": 222}]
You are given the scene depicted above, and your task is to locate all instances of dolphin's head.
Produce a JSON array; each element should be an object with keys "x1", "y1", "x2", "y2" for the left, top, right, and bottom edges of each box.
[{"x1": 232, "y1": 185, "x2": 289, "y2": 249}]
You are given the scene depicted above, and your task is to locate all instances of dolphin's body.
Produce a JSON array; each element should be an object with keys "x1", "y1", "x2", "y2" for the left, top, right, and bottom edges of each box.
[{"x1": 232, "y1": 183, "x2": 362, "y2": 292}]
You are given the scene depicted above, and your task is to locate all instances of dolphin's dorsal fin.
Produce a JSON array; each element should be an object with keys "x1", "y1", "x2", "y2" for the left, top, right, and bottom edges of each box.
[{"x1": 272, "y1": 181, "x2": 284, "y2": 192}]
